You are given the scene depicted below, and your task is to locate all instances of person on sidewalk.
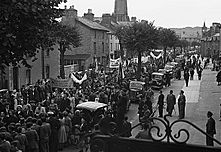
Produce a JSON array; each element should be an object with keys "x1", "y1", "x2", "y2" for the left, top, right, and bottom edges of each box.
[
  {"x1": 166, "y1": 90, "x2": 176, "y2": 117},
  {"x1": 197, "y1": 66, "x2": 203, "y2": 80},
  {"x1": 190, "y1": 67, "x2": 194, "y2": 80},
  {"x1": 184, "y1": 71, "x2": 190, "y2": 87},
  {"x1": 206, "y1": 111, "x2": 216, "y2": 146},
  {"x1": 178, "y1": 90, "x2": 186, "y2": 119},
  {"x1": 157, "y1": 90, "x2": 164, "y2": 117},
  {"x1": 216, "y1": 70, "x2": 221, "y2": 86}
]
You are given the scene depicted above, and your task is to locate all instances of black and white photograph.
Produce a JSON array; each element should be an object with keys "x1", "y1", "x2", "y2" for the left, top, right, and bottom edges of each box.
[{"x1": 0, "y1": 0, "x2": 221, "y2": 152}]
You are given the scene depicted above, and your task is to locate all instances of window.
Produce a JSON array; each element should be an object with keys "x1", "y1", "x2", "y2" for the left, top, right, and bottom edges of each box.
[
  {"x1": 45, "y1": 65, "x2": 50, "y2": 79},
  {"x1": 110, "y1": 35, "x2": 112, "y2": 40},
  {"x1": 110, "y1": 43, "x2": 112, "y2": 51},
  {"x1": 26, "y1": 69, "x2": 31, "y2": 85},
  {"x1": 46, "y1": 49, "x2": 50, "y2": 57},
  {"x1": 94, "y1": 31, "x2": 97, "y2": 38},
  {"x1": 102, "y1": 42, "x2": 104, "y2": 53},
  {"x1": 116, "y1": 43, "x2": 118, "y2": 50},
  {"x1": 94, "y1": 42, "x2": 97, "y2": 54},
  {"x1": 102, "y1": 32, "x2": 105, "y2": 39}
]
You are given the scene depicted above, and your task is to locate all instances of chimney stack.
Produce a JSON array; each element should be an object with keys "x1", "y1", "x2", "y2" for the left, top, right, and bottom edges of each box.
[
  {"x1": 83, "y1": 9, "x2": 94, "y2": 21},
  {"x1": 131, "y1": 17, "x2": 136, "y2": 22},
  {"x1": 62, "y1": 5, "x2": 77, "y2": 26},
  {"x1": 101, "y1": 13, "x2": 112, "y2": 28}
]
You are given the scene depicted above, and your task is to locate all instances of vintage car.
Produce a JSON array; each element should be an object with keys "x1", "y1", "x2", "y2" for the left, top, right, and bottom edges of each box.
[
  {"x1": 75, "y1": 101, "x2": 108, "y2": 124},
  {"x1": 150, "y1": 72, "x2": 166, "y2": 89},
  {"x1": 129, "y1": 80, "x2": 145, "y2": 103}
]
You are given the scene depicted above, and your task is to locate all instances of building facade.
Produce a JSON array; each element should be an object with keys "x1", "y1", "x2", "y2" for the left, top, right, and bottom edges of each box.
[{"x1": 201, "y1": 22, "x2": 220, "y2": 57}]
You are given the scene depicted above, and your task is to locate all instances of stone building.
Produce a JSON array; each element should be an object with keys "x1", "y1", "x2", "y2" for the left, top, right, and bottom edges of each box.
[{"x1": 201, "y1": 22, "x2": 220, "y2": 57}]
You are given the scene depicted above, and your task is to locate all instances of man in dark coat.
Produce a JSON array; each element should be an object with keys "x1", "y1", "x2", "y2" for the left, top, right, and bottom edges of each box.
[
  {"x1": 178, "y1": 90, "x2": 186, "y2": 119},
  {"x1": 48, "y1": 112, "x2": 60, "y2": 152},
  {"x1": 206, "y1": 111, "x2": 216, "y2": 146},
  {"x1": 166, "y1": 90, "x2": 176, "y2": 117},
  {"x1": 157, "y1": 90, "x2": 164, "y2": 117},
  {"x1": 122, "y1": 116, "x2": 132, "y2": 137},
  {"x1": 25, "y1": 122, "x2": 39, "y2": 152},
  {"x1": 39, "y1": 117, "x2": 51, "y2": 152},
  {"x1": 184, "y1": 71, "x2": 190, "y2": 87},
  {"x1": 58, "y1": 93, "x2": 70, "y2": 112}
]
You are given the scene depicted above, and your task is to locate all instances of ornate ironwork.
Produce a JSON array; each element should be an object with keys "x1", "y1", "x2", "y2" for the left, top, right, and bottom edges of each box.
[
  {"x1": 91, "y1": 115, "x2": 221, "y2": 152},
  {"x1": 144, "y1": 114, "x2": 221, "y2": 145}
]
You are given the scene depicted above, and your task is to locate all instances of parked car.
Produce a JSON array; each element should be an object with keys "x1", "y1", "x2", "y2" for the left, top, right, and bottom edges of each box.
[{"x1": 150, "y1": 72, "x2": 166, "y2": 89}]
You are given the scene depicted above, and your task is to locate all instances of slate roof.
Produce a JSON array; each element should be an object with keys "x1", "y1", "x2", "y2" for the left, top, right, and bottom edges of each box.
[{"x1": 77, "y1": 17, "x2": 110, "y2": 32}]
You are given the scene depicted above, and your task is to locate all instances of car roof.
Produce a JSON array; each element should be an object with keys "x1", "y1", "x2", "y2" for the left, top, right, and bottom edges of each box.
[
  {"x1": 76, "y1": 101, "x2": 107, "y2": 112},
  {"x1": 152, "y1": 72, "x2": 164, "y2": 76}
]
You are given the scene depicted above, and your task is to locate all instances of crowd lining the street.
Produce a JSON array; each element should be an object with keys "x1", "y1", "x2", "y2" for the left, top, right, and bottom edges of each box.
[{"x1": 0, "y1": 55, "x2": 221, "y2": 152}]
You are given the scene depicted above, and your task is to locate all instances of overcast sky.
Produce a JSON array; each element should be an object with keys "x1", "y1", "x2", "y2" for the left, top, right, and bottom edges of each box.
[{"x1": 59, "y1": 0, "x2": 221, "y2": 28}]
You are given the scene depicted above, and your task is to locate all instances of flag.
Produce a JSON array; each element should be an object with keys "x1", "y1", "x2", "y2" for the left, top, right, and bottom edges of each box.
[{"x1": 95, "y1": 57, "x2": 98, "y2": 73}]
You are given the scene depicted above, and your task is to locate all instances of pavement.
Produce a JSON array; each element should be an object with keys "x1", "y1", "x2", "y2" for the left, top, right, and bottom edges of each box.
[{"x1": 62, "y1": 63, "x2": 221, "y2": 151}]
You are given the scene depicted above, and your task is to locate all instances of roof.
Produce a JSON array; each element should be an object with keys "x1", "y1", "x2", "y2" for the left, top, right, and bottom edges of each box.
[
  {"x1": 152, "y1": 72, "x2": 164, "y2": 76},
  {"x1": 64, "y1": 54, "x2": 91, "y2": 60},
  {"x1": 78, "y1": 17, "x2": 110, "y2": 31},
  {"x1": 76, "y1": 101, "x2": 107, "y2": 111}
]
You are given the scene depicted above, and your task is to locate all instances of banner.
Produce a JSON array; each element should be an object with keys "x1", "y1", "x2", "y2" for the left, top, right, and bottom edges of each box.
[
  {"x1": 129, "y1": 81, "x2": 145, "y2": 91},
  {"x1": 109, "y1": 58, "x2": 120, "y2": 68},
  {"x1": 71, "y1": 73, "x2": 87, "y2": 84},
  {"x1": 51, "y1": 78, "x2": 73, "y2": 88},
  {"x1": 150, "y1": 52, "x2": 162, "y2": 59}
]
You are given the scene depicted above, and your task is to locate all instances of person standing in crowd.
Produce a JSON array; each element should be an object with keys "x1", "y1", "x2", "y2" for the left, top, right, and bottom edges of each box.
[
  {"x1": 58, "y1": 113, "x2": 67, "y2": 151},
  {"x1": 206, "y1": 111, "x2": 216, "y2": 146},
  {"x1": 48, "y1": 112, "x2": 60, "y2": 152},
  {"x1": 34, "y1": 103, "x2": 46, "y2": 117},
  {"x1": 58, "y1": 93, "x2": 70, "y2": 112},
  {"x1": 39, "y1": 116, "x2": 51, "y2": 152},
  {"x1": 0, "y1": 132, "x2": 11, "y2": 152},
  {"x1": 14, "y1": 127, "x2": 28, "y2": 152},
  {"x1": 190, "y1": 67, "x2": 194, "y2": 80},
  {"x1": 116, "y1": 89, "x2": 128, "y2": 133},
  {"x1": 157, "y1": 90, "x2": 164, "y2": 118},
  {"x1": 165, "y1": 71, "x2": 171, "y2": 87},
  {"x1": 166, "y1": 90, "x2": 176, "y2": 117},
  {"x1": 216, "y1": 70, "x2": 221, "y2": 86},
  {"x1": 184, "y1": 71, "x2": 190, "y2": 87},
  {"x1": 178, "y1": 90, "x2": 186, "y2": 119},
  {"x1": 197, "y1": 66, "x2": 203, "y2": 80},
  {"x1": 25, "y1": 122, "x2": 39, "y2": 152},
  {"x1": 122, "y1": 116, "x2": 132, "y2": 137}
]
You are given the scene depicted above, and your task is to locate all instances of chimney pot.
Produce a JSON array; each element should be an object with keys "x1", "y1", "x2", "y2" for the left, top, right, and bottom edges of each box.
[{"x1": 88, "y1": 9, "x2": 92, "y2": 14}]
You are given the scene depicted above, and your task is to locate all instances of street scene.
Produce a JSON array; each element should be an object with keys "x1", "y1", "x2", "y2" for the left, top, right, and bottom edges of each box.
[{"x1": 1, "y1": 0, "x2": 221, "y2": 152}]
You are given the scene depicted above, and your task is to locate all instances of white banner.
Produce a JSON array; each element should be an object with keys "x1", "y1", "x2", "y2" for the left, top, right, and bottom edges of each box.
[
  {"x1": 71, "y1": 73, "x2": 87, "y2": 84},
  {"x1": 150, "y1": 52, "x2": 162, "y2": 59},
  {"x1": 109, "y1": 58, "x2": 120, "y2": 68},
  {"x1": 51, "y1": 78, "x2": 73, "y2": 88},
  {"x1": 129, "y1": 81, "x2": 145, "y2": 91}
]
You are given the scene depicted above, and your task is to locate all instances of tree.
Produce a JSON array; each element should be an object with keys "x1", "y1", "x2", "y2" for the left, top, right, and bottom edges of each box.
[
  {"x1": 53, "y1": 24, "x2": 81, "y2": 79},
  {"x1": 158, "y1": 28, "x2": 178, "y2": 63},
  {"x1": 0, "y1": 0, "x2": 66, "y2": 68},
  {"x1": 121, "y1": 21, "x2": 159, "y2": 80}
]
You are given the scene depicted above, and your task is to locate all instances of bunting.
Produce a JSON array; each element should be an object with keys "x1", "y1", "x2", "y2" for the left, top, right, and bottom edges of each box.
[{"x1": 71, "y1": 73, "x2": 87, "y2": 84}]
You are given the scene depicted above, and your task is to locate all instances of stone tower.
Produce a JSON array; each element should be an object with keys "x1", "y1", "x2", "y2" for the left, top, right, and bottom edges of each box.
[{"x1": 114, "y1": 0, "x2": 129, "y2": 22}]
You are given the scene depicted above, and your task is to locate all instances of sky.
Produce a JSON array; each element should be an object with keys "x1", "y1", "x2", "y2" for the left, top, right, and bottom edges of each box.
[{"x1": 59, "y1": 0, "x2": 221, "y2": 28}]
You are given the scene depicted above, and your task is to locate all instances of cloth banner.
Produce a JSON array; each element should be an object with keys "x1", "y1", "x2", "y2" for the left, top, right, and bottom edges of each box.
[
  {"x1": 109, "y1": 58, "x2": 120, "y2": 68},
  {"x1": 129, "y1": 81, "x2": 145, "y2": 91},
  {"x1": 71, "y1": 73, "x2": 87, "y2": 84},
  {"x1": 51, "y1": 78, "x2": 73, "y2": 88},
  {"x1": 150, "y1": 52, "x2": 162, "y2": 59}
]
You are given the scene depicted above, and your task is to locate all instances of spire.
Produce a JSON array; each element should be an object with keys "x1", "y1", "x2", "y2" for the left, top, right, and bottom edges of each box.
[
  {"x1": 203, "y1": 21, "x2": 206, "y2": 28},
  {"x1": 114, "y1": 0, "x2": 129, "y2": 22}
]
